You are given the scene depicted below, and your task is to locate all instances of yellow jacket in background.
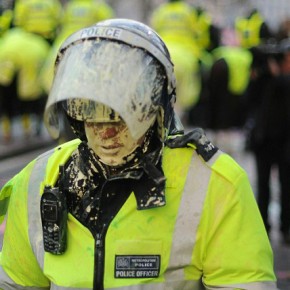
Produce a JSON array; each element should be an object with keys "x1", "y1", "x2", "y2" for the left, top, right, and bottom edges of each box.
[
  {"x1": 191, "y1": 8, "x2": 212, "y2": 51},
  {"x1": 0, "y1": 9, "x2": 13, "y2": 36},
  {"x1": 0, "y1": 27, "x2": 50, "y2": 100},
  {"x1": 61, "y1": 0, "x2": 114, "y2": 35},
  {"x1": 13, "y1": 0, "x2": 62, "y2": 41},
  {"x1": 235, "y1": 12, "x2": 264, "y2": 48},
  {"x1": 212, "y1": 46, "x2": 253, "y2": 95},
  {"x1": 151, "y1": 1, "x2": 196, "y2": 47},
  {"x1": 151, "y1": 2, "x2": 202, "y2": 113}
]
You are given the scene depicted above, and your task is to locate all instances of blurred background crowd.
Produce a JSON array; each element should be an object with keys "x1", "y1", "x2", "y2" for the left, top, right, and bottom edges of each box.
[{"x1": 0, "y1": 0, "x2": 290, "y2": 274}]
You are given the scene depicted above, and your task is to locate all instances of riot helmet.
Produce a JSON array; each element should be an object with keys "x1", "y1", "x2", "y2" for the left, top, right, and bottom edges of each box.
[{"x1": 44, "y1": 18, "x2": 179, "y2": 143}]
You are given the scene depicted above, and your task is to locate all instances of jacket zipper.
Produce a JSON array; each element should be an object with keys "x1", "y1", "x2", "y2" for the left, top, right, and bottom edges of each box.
[
  {"x1": 91, "y1": 180, "x2": 131, "y2": 289},
  {"x1": 93, "y1": 223, "x2": 108, "y2": 290}
]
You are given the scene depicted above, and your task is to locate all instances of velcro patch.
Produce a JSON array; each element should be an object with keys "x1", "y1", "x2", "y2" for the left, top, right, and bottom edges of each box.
[{"x1": 115, "y1": 255, "x2": 160, "y2": 278}]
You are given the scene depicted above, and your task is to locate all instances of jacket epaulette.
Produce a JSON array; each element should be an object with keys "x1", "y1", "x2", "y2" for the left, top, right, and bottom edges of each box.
[{"x1": 166, "y1": 128, "x2": 218, "y2": 162}]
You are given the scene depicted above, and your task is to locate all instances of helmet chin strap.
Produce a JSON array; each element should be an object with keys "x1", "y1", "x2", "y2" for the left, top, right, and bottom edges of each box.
[{"x1": 168, "y1": 111, "x2": 184, "y2": 136}]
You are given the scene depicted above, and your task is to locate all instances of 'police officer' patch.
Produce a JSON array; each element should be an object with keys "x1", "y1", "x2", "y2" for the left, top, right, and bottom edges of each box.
[{"x1": 115, "y1": 255, "x2": 160, "y2": 278}]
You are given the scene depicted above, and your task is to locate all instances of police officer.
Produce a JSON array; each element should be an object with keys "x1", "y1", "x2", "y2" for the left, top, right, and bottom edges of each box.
[
  {"x1": 0, "y1": 0, "x2": 51, "y2": 140},
  {"x1": 0, "y1": 19, "x2": 278, "y2": 289},
  {"x1": 0, "y1": 0, "x2": 14, "y2": 37},
  {"x1": 0, "y1": 0, "x2": 15, "y2": 142},
  {"x1": 190, "y1": 5, "x2": 220, "y2": 53},
  {"x1": 206, "y1": 45, "x2": 253, "y2": 137},
  {"x1": 245, "y1": 39, "x2": 290, "y2": 244},
  {"x1": 150, "y1": 0, "x2": 202, "y2": 124},
  {"x1": 60, "y1": 0, "x2": 115, "y2": 37},
  {"x1": 235, "y1": 8, "x2": 272, "y2": 49}
]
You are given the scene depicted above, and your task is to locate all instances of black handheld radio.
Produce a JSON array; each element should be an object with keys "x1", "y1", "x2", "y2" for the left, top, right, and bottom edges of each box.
[{"x1": 40, "y1": 184, "x2": 67, "y2": 255}]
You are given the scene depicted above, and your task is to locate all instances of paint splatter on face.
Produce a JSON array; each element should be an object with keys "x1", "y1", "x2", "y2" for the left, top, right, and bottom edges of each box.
[{"x1": 85, "y1": 120, "x2": 145, "y2": 166}]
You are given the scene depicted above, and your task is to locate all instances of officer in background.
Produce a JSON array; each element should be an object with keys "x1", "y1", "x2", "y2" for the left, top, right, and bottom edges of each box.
[
  {"x1": 150, "y1": 0, "x2": 202, "y2": 125},
  {"x1": 60, "y1": 0, "x2": 114, "y2": 38},
  {"x1": 0, "y1": 0, "x2": 14, "y2": 37},
  {"x1": 190, "y1": 5, "x2": 220, "y2": 53},
  {"x1": 205, "y1": 45, "x2": 253, "y2": 162},
  {"x1": 0, "y1": 0, "x2": 15, "y2": 142},
  {"x1": 0, "y1": 0, "x2": 53, "y2": 141},
  {"x1": 186, "y1": 5, "x2": 221, "y2": 129},
  {"x1": 244, "y1": 39, "x2": 290, "y2": 245},
  {"x1": 235, "y1": 8, "x2": 273, "y2": 49},
  {"x1": 0, "y1": 19, "x2": 278, "y2": 289}
]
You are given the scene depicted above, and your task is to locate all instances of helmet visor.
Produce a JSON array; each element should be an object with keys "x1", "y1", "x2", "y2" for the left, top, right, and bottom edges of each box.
[
  {"x1": 44, "y1": 39, "x2": 165, "y2": 140},
  {"x1": 64, "y1": 99, "x2": 122, "y2": 123}
]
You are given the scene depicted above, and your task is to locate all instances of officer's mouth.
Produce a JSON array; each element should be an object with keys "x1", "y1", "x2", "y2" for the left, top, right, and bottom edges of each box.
[{"x1": 100, "y1": 144, "x2": 122, "y2": 153}]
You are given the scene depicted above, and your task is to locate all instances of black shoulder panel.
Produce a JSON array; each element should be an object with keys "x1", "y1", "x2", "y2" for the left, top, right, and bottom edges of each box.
[{"x1": 165, "y1": 128, "x2": 218, "y2": 162}]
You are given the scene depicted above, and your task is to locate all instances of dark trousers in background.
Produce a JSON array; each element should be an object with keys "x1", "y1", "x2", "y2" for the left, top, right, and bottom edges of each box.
[{"x1": 255, "y1": 142, "x2": 290, "y2": 236}]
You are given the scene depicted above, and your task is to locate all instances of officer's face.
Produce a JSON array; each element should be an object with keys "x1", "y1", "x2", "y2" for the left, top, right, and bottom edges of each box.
[{"x1": 85, "y1": 120, "x2": 145, "y2": 166}]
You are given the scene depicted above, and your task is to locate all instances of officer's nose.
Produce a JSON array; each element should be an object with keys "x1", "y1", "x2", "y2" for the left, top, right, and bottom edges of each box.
[{"x1": 99, "y1": 126, "x2": 119, "y2": 139}]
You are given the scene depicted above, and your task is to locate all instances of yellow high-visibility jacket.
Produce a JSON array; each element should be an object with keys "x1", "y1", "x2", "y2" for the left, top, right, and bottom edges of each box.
[{"x1": 0, "y1": 139, "x2": 277, "y2": 289}]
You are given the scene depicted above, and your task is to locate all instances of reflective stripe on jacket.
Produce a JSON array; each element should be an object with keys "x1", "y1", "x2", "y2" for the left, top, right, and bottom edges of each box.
[{"x1": 0, "y1": 139, "x2": 277, "y2": 289}]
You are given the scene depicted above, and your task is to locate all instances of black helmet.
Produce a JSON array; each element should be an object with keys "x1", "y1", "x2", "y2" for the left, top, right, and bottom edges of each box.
[{"x1": 44, "y1": 18, "x2": 180, "y2": 142}]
